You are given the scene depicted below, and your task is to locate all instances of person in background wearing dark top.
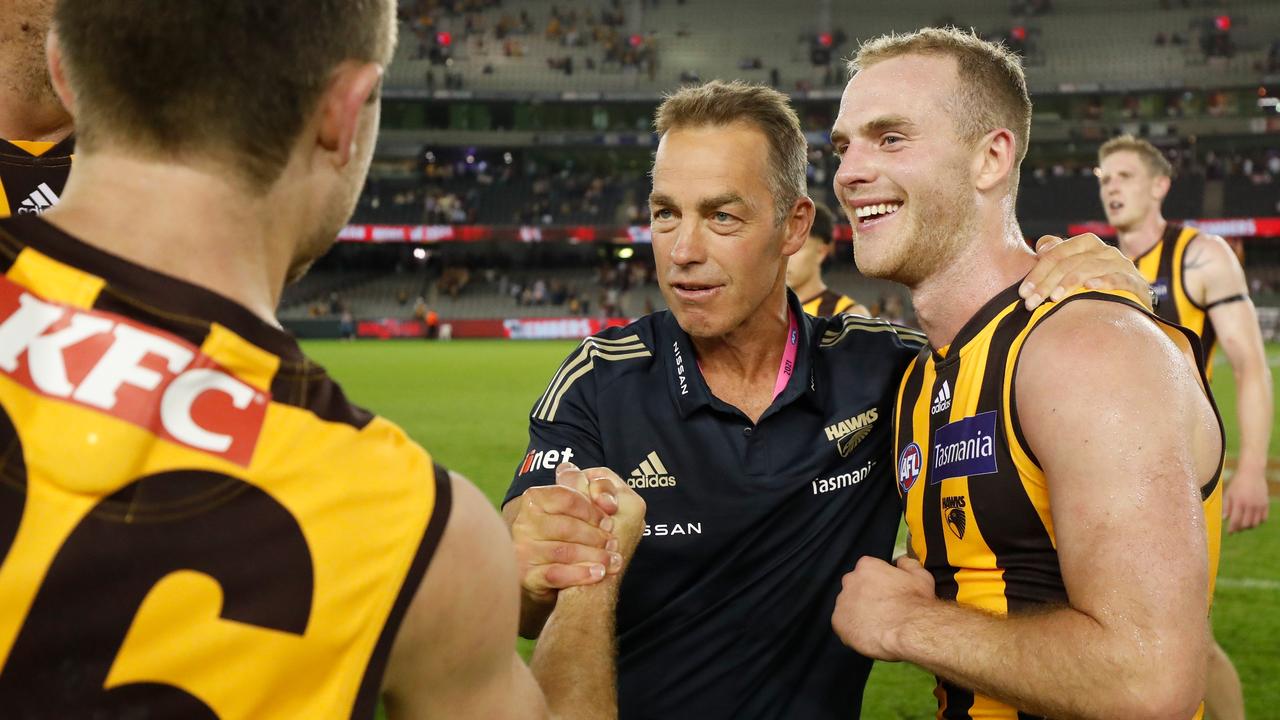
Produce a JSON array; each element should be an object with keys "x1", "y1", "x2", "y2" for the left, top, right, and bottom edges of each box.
[
  {"x1": 0, "y1": 1, "x2": 645, "y2": 718},
  {"x1": 787, "y1": 201, "x2": 869, "y2": 317},
  {"x1": 340, "y1": 307, "x2": 356, "y2": 341},
  {"x1": 0, "y1": 0, "x2": 74, "y2": 218},
  {"x1": 426, "y1": 308, "x2": 440, "y2": 339}
]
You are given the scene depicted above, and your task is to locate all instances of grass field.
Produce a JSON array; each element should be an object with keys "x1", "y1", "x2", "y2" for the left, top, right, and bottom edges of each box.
[{"x1": 304, "y1": 339, "x2": 1280, "y2": 719}]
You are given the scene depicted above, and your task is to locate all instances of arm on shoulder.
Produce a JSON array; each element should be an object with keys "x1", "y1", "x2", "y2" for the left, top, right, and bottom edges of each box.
[{"x1": 384, "y1": 472, "x2": 619, "y2": 720}]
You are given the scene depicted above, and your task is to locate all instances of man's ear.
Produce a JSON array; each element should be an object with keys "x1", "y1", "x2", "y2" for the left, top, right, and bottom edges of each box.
[
  {"x1": 1151, "y1": 174, "x2": 1172, "y2": 203},
  {"x1": 46, "y1": 29, "x2": 75, "y2": 117},
  {"x1": 316, "y1": 62, "x2": 384, "y2": 168},
  {"x1": 782, "y1": 197, "x2": 816, "y2": 258},
  {"x1": 974, "y1": 127, "x2": 1017, "y2": 193}
]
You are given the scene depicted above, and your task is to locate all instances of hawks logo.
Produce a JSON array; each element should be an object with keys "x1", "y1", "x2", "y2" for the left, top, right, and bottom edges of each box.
[
  {"x1": 898, "y1": 442, "x2": 922, "y2": 493},
  {"x1": 943, "y1": 495, "x2": 967, "y2": 539},
  {"x1": 837, "y1": 424, "x2": 873, "y2": 458},
  {"x1": 824, "y1": 407, "x2": 878, "y2": 458}
]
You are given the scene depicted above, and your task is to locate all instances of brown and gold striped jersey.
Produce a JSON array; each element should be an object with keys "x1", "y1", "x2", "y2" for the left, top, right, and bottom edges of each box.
[
  {"x1": 1131, "y1": 223, "x2": 1221, "y2": 377},
  {"x1": 0, "y1": 137, "x2": 74, "y2": 219},
  {"x1": 801, "y1": 288, "x2": 859, "y2": 317},
  {"x1": 0, "y1": 214, "x2": 449, "y2": 718},
  {"x1": 893, "y1": 282, "x2": 1223, "y2": 720}
]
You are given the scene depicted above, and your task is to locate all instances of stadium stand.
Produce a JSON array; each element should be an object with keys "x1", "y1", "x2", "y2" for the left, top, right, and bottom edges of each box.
[
  {"x1": 280, "y1": 250, "x2": 912, "y2": 326},
  {"x1": 353, "y1": 146, "x2": 1275, "y2": 228},
  {"x1": 305, "y1": 0, "x2": 1280, "y2": 339},
  {"x1": 389, "y1": 0, "x2": 1280, "y2": 95}
]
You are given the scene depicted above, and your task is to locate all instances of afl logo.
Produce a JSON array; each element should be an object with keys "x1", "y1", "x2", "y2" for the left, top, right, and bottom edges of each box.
[{"x1": 898, "y1": 442, "x2": 923, "y2": 493}]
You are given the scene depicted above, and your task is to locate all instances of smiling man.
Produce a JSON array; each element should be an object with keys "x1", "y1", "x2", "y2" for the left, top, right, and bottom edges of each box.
[
  {"x1": 828, "y1": 28, "x2": 1223, "y2": 720},
  {"x1": 502, "y1": 79, "x2": 1153, "y2": 720},
  {"x1": 505, "y1": 81, "x2": 928, "y2": 718}
]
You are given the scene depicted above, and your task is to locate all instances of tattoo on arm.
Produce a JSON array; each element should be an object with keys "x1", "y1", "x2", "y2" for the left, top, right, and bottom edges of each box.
[{"x1": 1183, "y1": 246, "x2": 1211, "y2": 272}]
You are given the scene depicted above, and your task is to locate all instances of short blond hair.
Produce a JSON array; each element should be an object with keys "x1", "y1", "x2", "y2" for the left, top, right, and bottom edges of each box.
[
  {"x1": 655, "y1": 80, "x2": 807, "y2": 224},
  {"x1": 849, "y1": 27, "x2": 1031, "y2": 187},
  {"x1": 1098, "y1": 134, "x2": 1173, "y2": 178}
]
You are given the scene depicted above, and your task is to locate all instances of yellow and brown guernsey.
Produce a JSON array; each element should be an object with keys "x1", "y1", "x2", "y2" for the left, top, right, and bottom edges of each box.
[
  {"x1": 801, "y1": 288, "x2": 859, "y2": 318},
  {"x1": 0, "y1": 215, "x2": 449, "y2": 719},
  {"x1": 1130, "y1": 223, "x2": 1236, "y2": 378},
  {"x1": 0, "y1": 137, "x2": 74, "y2": 219},
  {"x1": 893, "y1": 282, "x2": 1223, "y2": 720}
]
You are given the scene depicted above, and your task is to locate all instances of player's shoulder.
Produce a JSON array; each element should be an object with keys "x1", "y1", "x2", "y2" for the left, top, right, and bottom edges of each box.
[
  {"x1": 814, "y1": 310, "x2": 927, "y2": 359},
  {"x1": 1023, "y1": 290, "x2": 1186, "y2": 373},
  {"x1": 1185, "y1": 230, "x2": 1244, "y2": 274},
  {"x1": 834, "y1": 291, "x2": 859, "y2": 310},
  {"x1": 530, "y1": 314, "x2": 662, "y2": 422},
  {"x1": 1017, "y1": 291, "x2": 1213, "y2": 439},
  {"x1": 566, "y1": 314, "x2": 661, "y2": 377}
]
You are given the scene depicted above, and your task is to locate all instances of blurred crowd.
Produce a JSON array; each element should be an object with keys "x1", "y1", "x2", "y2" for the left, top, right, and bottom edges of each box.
[
  {"x1": 357, "y1": 142, "x2": 1280, "y2": 228},
  {"x1": 399, "y1": 0, "x2": 660, "y2": 88}
]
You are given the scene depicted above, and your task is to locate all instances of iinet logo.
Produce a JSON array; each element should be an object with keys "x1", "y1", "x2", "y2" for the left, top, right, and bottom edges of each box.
[
  {"x1": 0, "y1": 279, "x2": 268, "y2": 466},
  {"x1": 519, "y1": 446, "x2": 575, "y2": 475}
]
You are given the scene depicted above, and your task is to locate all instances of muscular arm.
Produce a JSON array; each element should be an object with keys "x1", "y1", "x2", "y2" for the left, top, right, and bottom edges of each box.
[
  {"x1": 383, "y1": 473, "x2": 621, "y2": 720},
  {"x1": 860, "y1": 302, "x2": 1218, "y2": 720},
  {"x1": 1186, "y1": 234, "x2": 1273, "y2": 531}
]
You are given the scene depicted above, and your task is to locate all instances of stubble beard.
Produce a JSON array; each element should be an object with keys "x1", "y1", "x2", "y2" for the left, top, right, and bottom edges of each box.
[
  {"x1": 1, "y1": 9, "x2": 57, "y2": 109},
  {"x1": 852, "y1": 180, "x2": 976, "y2": 289}
]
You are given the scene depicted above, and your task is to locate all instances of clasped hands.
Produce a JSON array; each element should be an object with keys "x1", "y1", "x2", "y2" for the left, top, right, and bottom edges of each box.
[{"x1": 510, "y1": 463, "x2": 647, "y2": 605}]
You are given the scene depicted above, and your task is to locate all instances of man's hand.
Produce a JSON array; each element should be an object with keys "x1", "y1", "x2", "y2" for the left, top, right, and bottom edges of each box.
[
  {"x1": 1224, "y1": 467, "x2": 1271, "y2": 533},
  {"x1": 1021, "y1": 233, "x2": 1151, "y2": 311},
  {"x1": 557, "y1": 464, "x2": 647, "y2": 570},
  {"x1": 831, "y1": 555, "x2": 935, "y2": 661},
  {"x1": 510, "y1": 465, "x2": 620, "y2": 607}
]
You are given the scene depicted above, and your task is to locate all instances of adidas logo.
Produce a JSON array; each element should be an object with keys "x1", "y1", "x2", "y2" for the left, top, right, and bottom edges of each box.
[
  {"x1": 16, "y1": 183, "x2": 59, "y2": 215},
  {"x1": 931, "y1": 380, "x2": 952, "y2": 415},
  {"x1": 629, "y1": 450, "x2": 677, "y2": 489}
]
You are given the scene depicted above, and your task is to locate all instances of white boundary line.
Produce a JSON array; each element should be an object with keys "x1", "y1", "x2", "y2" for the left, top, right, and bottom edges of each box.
[{"x1": 1217, "y1": 577, "x2": 1280, "y2": 591}]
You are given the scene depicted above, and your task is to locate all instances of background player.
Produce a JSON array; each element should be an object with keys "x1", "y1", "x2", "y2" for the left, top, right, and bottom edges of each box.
[
  {"x1": 787, "y1": 200, "x2": 870, "y2": 316},
  {"x1": 1098, "y1": 135, "x2": 1273, "y2": 534},
  {"x1": 829, "y1": 28, "x2": 1222, "y2": 720},
  {"x1": 1098, "y1": 133, "x2": 1273, "y2": 720},
  {"x1": 0, "y1": 1, "x2": 644, "y2": 718},
  {"x1": 0, "y1": 0, "x2": 73, "y2": 218}
]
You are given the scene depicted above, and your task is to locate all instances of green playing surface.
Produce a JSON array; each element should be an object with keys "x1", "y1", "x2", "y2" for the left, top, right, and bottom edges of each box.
[{"x1": 302, "y1": 339, "x2": 1280, "y2": 719}]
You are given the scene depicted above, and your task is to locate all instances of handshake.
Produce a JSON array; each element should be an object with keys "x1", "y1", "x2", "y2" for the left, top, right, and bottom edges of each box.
[{"x1": 507, "y1": 462, "x2": 647, "y2": 629}]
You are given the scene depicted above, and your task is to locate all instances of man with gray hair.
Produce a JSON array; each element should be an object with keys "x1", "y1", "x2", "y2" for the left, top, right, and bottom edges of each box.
[{"x1": 504, "y1": 79, "x2": 1149, "y2": 719}]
